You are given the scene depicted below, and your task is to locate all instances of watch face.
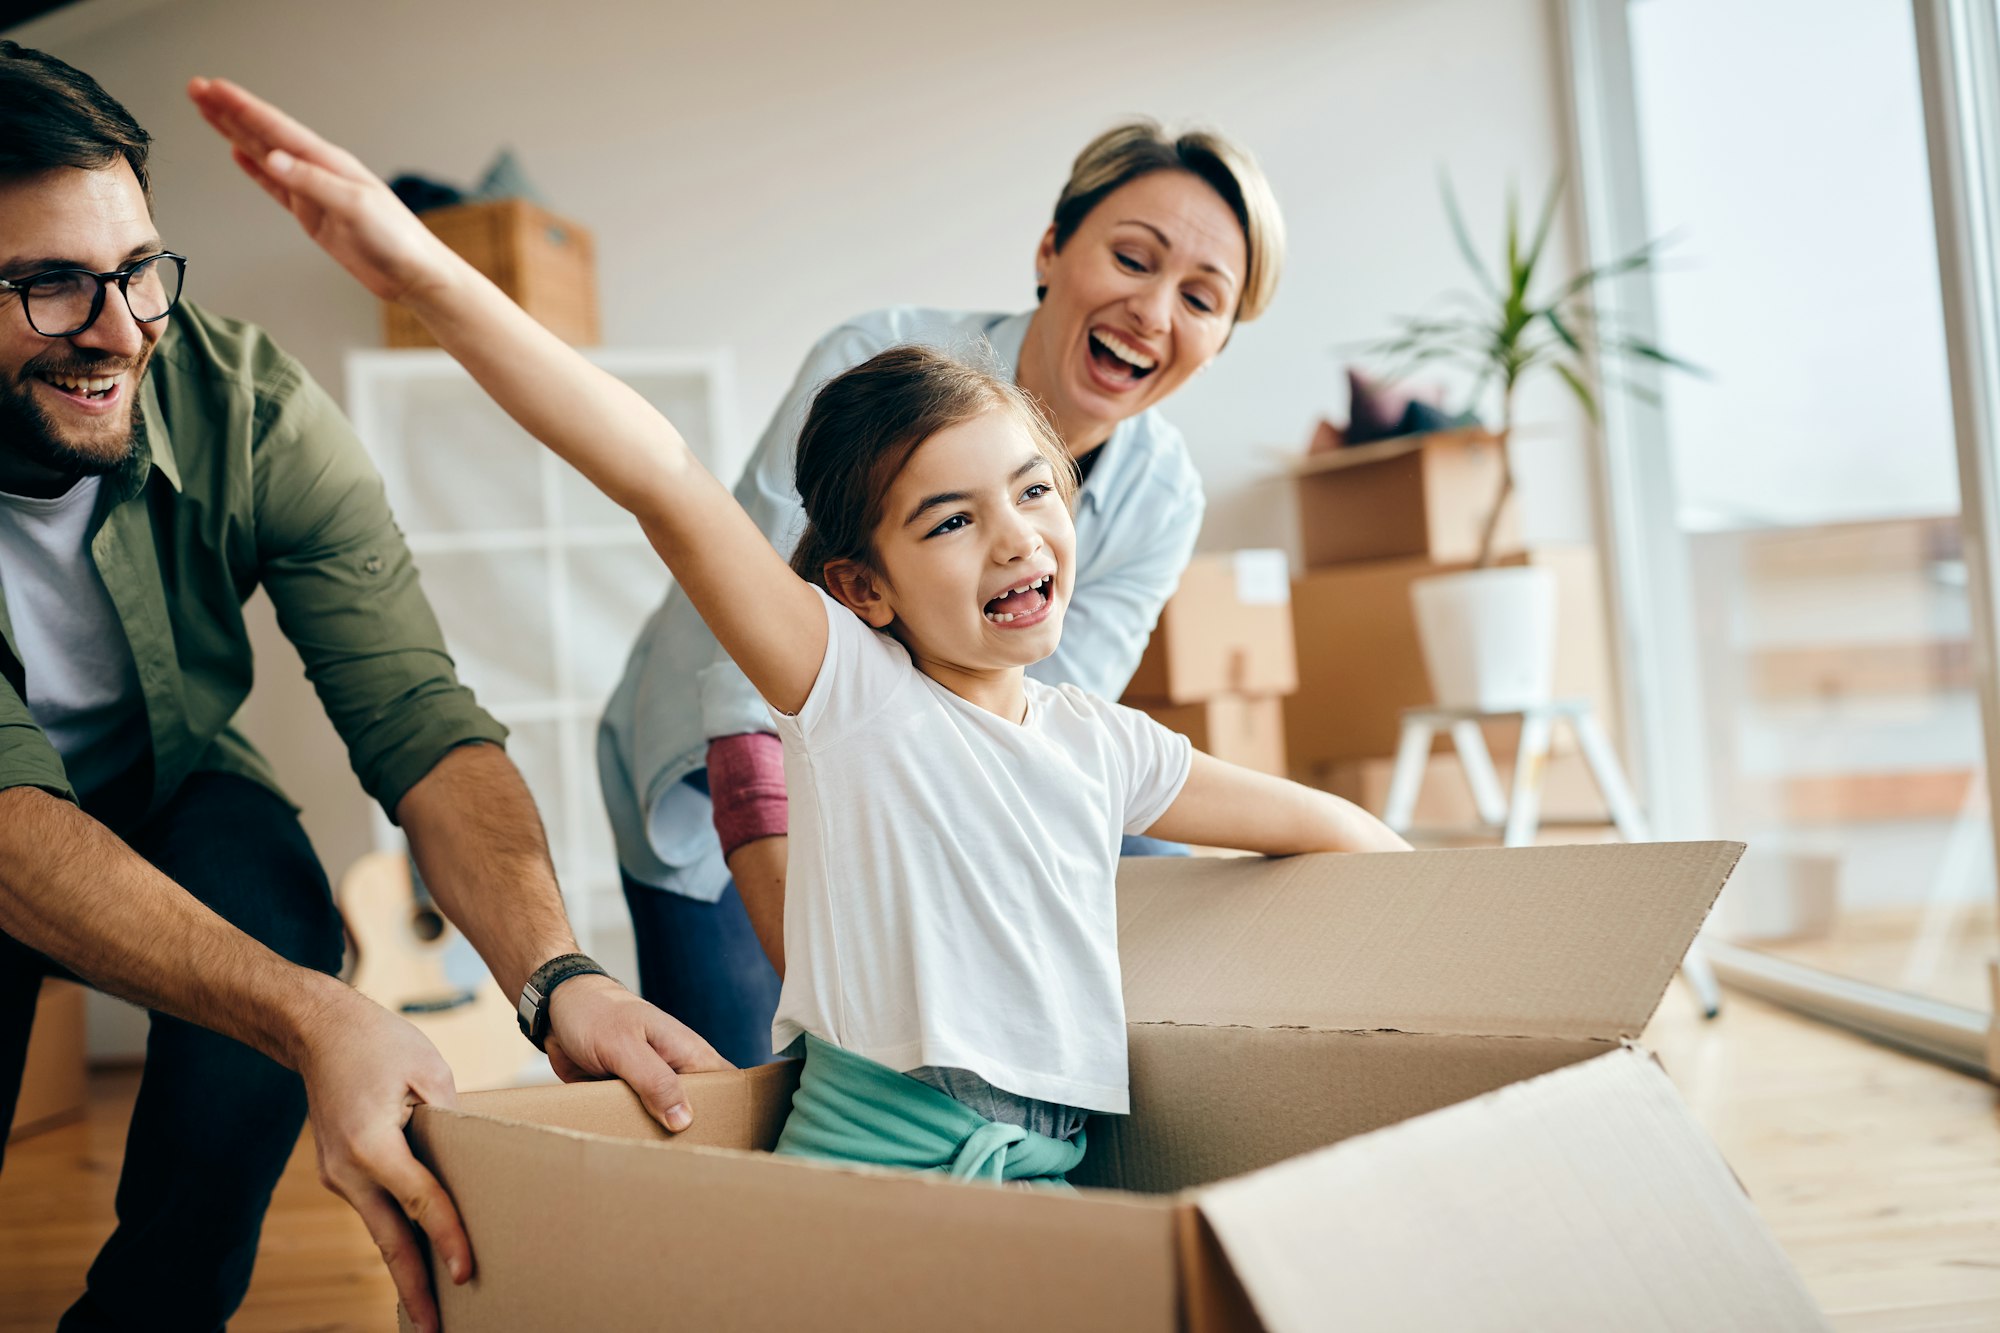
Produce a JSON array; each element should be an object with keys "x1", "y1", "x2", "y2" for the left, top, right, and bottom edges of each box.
[{"x1": 516, "y1": 955, "x2": 605, "y2": 1051}]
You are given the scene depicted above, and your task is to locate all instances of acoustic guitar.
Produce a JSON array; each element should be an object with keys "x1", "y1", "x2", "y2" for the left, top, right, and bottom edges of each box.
[{"x1": 336, "y1": 850, "x2": 539, "y2": 1092}]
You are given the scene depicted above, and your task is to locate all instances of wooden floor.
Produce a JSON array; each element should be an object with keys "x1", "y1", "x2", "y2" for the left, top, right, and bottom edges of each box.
[
  {"x1": 2, "y1": 981, "x2": 1996, "y2": 1331},
  {"x1": 1762, "y1": 900, "x2": 1998, "y2": 1012}
]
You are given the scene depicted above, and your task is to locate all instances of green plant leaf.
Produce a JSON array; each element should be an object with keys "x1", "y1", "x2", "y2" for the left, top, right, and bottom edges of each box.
[
  {"x1": 1549, "y1": 234, "x2": 1673, "y2": 303},
  {"x1": 1520, "y1": 174, "x2": 1565, "y2": 289},
  {"x1": 1441, "y1": 172, "x2": 1500, "y2": 300},
  {"x1": 1555, "y1": 361, "x2": 1599, "y2": 422},
  {"x1": 1505, "y1": 179, "x2": 1522, "y2": 285},
  {"x1": 1612, "y1": 336, "x2": 1708, "y2": 377},
  {"x1": 1543, "y1": 305, "x2": 1583, "y2": 354}
]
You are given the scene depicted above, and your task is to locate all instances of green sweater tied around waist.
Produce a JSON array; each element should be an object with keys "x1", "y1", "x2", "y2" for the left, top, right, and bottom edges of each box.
[{"x1": 774, "y1": 1035, "x2": 1088, "y2": 1189}]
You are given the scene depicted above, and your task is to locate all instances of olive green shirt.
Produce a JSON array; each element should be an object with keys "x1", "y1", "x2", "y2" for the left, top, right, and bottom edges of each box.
[{"x1": 0, "y1": 301, "x2": 506, "y2": 821}]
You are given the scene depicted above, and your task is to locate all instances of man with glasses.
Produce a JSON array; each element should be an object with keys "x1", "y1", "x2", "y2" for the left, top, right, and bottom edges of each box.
[{"x1": 0, "y1": 42, "x2": 727, "y2": 1333}]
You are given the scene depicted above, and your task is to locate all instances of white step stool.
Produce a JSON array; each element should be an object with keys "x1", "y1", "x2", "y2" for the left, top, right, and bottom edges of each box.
[{"x1": 1381, "y1": 699, "x2": 1723, "y2": 1018}]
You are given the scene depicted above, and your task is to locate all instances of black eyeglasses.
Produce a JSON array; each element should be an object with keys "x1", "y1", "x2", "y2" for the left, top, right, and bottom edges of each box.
[{"x1": 0, "y1": 252, "x2": 187, "y2": 338}]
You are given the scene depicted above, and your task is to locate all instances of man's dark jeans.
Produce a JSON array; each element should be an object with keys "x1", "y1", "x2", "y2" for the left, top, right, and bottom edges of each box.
[{"x1": 0, "y1": 772, "x2": 345, "y2": 1332}]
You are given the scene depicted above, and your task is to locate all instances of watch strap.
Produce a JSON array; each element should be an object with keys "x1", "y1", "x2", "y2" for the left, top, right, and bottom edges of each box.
[{"x1": 517, "y1": 952, "x2": 608, "y2": 1050}]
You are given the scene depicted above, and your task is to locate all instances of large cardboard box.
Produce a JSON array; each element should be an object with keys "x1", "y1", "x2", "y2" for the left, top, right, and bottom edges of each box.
[
  {"x1": 1138, "y1": 695, "x2": 1287, "y2": 776},
  {"x1": 8, "y1": 979, "x2": 86, "y2": 1142},
  {"x1": 1294, "y1": 429, "x2": 1520, "y2": 568},
  {"x1": 404, "y1": 844, "x2": 1825, "y2": 1332},
  {"x1": 1124, "y1": 551, "x2": 1297, "y2": 705},
  {"x1": 383, "y1": 199, "x2": 600, "y2": 348},
  {"x1": 1285, "y1": 545, "x2": 1612, "y2": 771}
]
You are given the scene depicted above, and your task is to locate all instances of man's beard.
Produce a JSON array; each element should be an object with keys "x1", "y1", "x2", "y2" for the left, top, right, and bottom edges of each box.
[{"x1": 0, "y1": 346, "x2": 152, "y2": 483}]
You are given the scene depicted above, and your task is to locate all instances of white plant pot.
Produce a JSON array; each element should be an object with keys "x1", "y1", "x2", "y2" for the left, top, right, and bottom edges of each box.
[{"x1": 1410, "y1": 565, "x2": 1558, "y2": 711}]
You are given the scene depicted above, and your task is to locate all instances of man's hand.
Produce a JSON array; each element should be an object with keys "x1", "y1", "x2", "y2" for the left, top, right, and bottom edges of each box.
[
  {"x1": 542, "y1": 975, "x2": 733, "y2": 1131},
  {"x1": 293, "y1": 987, "x2": 469, "y2": 1333},
  {"x1": 726, "y1": 834, "x2": 788, "y2": 976},
  {"x1": 186, "y1": 76, "x2": 459, "y2": 306}
]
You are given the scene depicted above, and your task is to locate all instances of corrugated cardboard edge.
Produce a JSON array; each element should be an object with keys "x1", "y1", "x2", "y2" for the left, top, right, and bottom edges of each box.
[
  {"x1": 1190, "y1": 1046, "x2": 1828, "y2": 1333},
  {"x1": 1118, "y1": 842, "x2": 1745, "y2": 1045}
]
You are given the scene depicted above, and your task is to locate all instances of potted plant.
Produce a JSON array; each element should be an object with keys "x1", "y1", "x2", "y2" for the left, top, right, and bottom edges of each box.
[{"x1": 1367, "y1": 176, "x2": 1695, "y2": 712}]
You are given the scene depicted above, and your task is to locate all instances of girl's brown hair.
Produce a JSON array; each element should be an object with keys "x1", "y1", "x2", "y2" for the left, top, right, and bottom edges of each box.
[{"x1": 790, "y1": 346, "x2": 1076, "y2": 589}]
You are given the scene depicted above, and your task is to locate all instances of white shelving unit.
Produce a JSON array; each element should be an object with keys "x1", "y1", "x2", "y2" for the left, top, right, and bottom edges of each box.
[{"x1": 345, "y1": 347, "x2": 738, "y2": 967}]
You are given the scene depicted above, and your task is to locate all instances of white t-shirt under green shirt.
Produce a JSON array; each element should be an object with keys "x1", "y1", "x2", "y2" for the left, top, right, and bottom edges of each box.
[{"x1": 770, "y1": 588, "x2": 1193, "y2": 1114}]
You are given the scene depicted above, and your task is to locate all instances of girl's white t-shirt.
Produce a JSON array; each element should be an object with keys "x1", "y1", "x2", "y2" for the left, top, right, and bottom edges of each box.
[{"x1": 769, "y1": 588, "x2": 1193, "y2": 1114}]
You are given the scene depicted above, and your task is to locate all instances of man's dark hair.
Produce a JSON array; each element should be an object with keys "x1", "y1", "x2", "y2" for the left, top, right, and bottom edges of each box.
[{"x1": 0, "y1": 40, "x2": 150, "y2": 197}]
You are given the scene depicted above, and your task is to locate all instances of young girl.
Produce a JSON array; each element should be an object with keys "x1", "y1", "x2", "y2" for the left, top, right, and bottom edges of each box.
[{"x1": 191, "y1": 79, "x2": 1410, "y2": 1187}]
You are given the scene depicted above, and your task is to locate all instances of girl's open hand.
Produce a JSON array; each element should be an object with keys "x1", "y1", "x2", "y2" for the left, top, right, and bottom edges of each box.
[{"x1": 188, "y1": 77, "x2": 455, "y2": 306}]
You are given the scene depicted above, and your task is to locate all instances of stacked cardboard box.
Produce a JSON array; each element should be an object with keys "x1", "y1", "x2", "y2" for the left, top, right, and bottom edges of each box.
[
  {"x1": 399, "y1": 843, "x2": 1825, "y2": 1331},
  {"x1": 1285, "y1": 433, "x2": 1615, "y2": 786},
  {"x1": 1123, "y1": 551, "x2": 1297, "y2": 777},
  {"x1": 382, "y1": 199, "x2": 600, "y2": 349}
]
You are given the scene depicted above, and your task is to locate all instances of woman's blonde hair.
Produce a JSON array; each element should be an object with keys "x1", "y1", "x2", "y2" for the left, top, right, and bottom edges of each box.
[{"x1": 1044, "y1": 119, "x2": 1285, "y2": 323}]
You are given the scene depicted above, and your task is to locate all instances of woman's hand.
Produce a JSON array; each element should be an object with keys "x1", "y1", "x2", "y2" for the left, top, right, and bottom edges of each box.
[{"x1": 187, "y1": 76, "x2": 458, "y2": 305}]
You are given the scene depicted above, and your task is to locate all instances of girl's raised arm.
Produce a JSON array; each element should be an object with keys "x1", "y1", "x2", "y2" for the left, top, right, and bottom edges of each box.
[{"x1": 188, "y1": 78, "x2": 826, "y2": 715}]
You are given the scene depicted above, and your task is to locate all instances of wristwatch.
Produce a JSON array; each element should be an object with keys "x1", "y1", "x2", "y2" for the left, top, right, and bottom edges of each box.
[{"x1": 516, "y1": 952, "x2": 609, "y2": 1051}]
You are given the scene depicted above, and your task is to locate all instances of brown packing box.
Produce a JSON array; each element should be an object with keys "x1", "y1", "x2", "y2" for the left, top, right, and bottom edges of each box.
[
  {"x1": 1138, "y1": 696, "x2": 1287, "y2": 777},
  {"x1": 9, "y1": 979, "x2": 86, "y2": 1142},
  {"x1": 1123, "y1": 551, "x2": 1298, "y2": 705},
  {"x1": 403, "y1": 843, "x2": 1826, "y2": 1332},
  {"x1": 1294, "y1": 428, "x2": 1520, "y2": 568},
  {"x1": 383, "y1": 199, "x2": 600, "y2": 348},
  {"x1": 1285, "y1": 544, "x2": 1613, "y2": 770}
]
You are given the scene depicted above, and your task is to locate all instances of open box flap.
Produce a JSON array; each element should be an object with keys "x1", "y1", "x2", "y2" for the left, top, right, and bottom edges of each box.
[
  {"x1": 1117, "y1": 842, "x2": 1742, "y2": 1041},
  {"x1": 1188, "y1": 1047, "x2": 1827, "y2": 1333}
]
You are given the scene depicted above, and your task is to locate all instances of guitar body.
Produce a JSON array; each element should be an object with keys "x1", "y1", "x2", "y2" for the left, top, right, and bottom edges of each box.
[{"x1": 337, "y1": 850, "x2": 536, "y2": 1092}]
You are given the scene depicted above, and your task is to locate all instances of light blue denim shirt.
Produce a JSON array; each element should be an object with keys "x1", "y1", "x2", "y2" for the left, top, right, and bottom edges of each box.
[{"x1": 597, "y1": 306, "x2": 1205, "y2": 899}]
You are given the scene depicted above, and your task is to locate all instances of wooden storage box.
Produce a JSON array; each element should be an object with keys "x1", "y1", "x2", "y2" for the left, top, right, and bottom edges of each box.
[
  {"x1": 383, "y1": 199, "x2": 600, "y2": 348},
  {"x1": 1123, "y1": 550, "x2": 1297, "y2": 705},
  {"x1": 9, "y1": 979, "x2": 87, "y2": 1142},
  {"x1": 1294, "y1": 428, "x2": 1519, "y2": 568}
]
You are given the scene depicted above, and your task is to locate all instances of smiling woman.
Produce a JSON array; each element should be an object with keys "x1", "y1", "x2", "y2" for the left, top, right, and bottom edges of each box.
[{"x1": 599, "y1": 118, "x2": 1289, "y2": 1070}]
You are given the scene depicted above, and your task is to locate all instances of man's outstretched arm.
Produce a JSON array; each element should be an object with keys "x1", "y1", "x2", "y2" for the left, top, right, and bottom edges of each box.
[{"x1": 0, "y1": 784, "x2": 472, "y2": 1333}]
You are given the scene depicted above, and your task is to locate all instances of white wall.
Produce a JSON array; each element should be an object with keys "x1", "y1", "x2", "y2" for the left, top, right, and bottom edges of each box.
[{"x1": 18, "y1": 0, "x2": 1588, "y2": 943}]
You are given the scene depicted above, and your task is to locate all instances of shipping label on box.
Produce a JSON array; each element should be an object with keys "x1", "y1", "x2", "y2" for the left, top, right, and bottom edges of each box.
[
  {"x1": 404, "y1": 842, "x2": 1826, "y2": 1333},
  {"x1": 1124, "y1": 551, "x2": 1298, "y2": 706}
]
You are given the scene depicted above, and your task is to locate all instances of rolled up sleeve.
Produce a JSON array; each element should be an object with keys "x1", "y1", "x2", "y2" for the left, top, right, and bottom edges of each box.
[
  {"x1": 0, "y1": 670, "x2": 74, "y2": 803},
  {"x1": 251, "y1": 367, "x2": 507, "y2": 820}
]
